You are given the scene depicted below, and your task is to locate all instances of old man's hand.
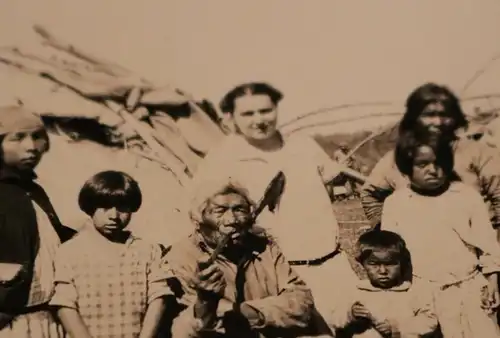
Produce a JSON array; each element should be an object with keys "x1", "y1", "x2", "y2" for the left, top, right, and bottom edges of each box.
[
  {"x1": 192, "y1": 257, "x2": 227, "y2": 327},
  {"x1": 194, "y1": 257, "x2": 226, "y2": 298}
]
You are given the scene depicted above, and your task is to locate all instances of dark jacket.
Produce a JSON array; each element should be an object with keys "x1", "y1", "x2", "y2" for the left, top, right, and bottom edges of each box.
[{"x1": 0, "y1": 176, "x2": 75, "y2": 314}]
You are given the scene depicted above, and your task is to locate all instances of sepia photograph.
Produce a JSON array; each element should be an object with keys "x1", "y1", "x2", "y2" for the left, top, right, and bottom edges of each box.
[{"x1": 1, "y1": 1, "x2": 500, "y2": 337}]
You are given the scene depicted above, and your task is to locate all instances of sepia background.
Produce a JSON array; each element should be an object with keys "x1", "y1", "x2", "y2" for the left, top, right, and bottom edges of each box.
[{"x1": 1, "y1": 0, "x2": 500, "y2": 262}]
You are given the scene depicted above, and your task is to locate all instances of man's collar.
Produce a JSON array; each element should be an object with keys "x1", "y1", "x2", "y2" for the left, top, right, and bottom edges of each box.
[{"x1": 356, "y1": 279, "x2": 411, "y2": 292}]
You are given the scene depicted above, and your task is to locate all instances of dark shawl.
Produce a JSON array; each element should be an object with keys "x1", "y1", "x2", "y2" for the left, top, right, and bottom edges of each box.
[{"x1": 0, "y1": 174, "x2": 75, "y2": 313}]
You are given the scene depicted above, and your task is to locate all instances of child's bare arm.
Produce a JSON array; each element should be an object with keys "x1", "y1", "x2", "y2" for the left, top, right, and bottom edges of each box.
[
  {"x1": 139, "y1": 297, "x2": 166, "y2": 338},
  {"x1": 57, "y1": 307, "x2": 93, "y2": 338}
]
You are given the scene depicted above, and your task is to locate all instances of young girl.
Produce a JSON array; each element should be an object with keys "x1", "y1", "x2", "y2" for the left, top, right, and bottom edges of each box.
[
  {"x1": 0, "y1": 105, "x2": 75, "y2": 338},
  {"x1": 49, "y1": 170, "x2": 173, "y2": 338},
  {"x1": 381, "y1": 133, "x2": 500, "y2": 337},
  {"x1": 329, "y1": 230, "x2": 438, "y2": 337}
]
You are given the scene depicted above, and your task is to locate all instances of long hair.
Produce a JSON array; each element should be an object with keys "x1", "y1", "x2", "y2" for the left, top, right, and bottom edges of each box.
[{"x1": 399, "y1": 83, "x2": 468, "y2": 135}]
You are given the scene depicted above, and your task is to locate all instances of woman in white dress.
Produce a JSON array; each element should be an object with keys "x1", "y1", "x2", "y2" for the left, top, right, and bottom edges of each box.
[{"x1": 191, "y1": 82, "x2": 358, "y2": 329}]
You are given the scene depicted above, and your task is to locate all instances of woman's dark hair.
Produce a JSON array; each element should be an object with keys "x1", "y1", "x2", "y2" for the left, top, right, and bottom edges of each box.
[
  {"x1": 219, "y1": 82, "x2": 283, "y2": 114},
  {"x1": 355, "y1": 230, "x2": 412, "y2": 280},
  {"x1": 395, "y1": 131, "x2": 454, "y2": 177},
  {"x1": 399, "y1": 83, "x2": 468, "y2": 135},
  {"x1": 78, "y1": 170, "x2": 142, "y2": 216}
]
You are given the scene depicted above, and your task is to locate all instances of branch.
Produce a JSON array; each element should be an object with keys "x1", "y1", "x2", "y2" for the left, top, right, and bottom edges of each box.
[
  {"x1": 33, "y1": 24, "x2": 135, "y2": 79},
  {"x1": 279, "y1": 101, "x2": 398, "y2": 129}
]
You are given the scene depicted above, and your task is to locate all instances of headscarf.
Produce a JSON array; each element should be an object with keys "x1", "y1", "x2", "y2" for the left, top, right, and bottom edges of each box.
[
  {"x1": 188, "y1": 174, "x2": 255, "y2": 226},
  {"x1": 0, "y1": 106, "x2": 45, "y2": 136}
]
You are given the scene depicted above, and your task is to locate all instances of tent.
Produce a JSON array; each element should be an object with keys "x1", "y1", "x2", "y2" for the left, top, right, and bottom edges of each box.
[
  {"x1": 0, "y1": 25, "x2": 228, "y2": 247},
  {"x1": 288, "y1": 96, "x2": 500, "y2": 173}
]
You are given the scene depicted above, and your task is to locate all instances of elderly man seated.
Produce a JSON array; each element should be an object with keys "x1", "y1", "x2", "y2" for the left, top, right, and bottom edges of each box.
[{"x1": 166, "y1": 176, "x2": 331, "y2": 338}]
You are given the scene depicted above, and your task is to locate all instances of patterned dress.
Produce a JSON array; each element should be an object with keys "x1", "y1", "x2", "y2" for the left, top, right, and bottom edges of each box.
[{"x1": 49, "y1": 225, "x2": 173, "y2": 338}]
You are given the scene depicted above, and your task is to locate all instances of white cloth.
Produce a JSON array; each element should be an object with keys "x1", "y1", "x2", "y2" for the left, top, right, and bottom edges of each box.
[
  {"x1": 430, "y1": 273, "x2": 500, "y2": 338},
  {"x1": 329, "y1": 279, "x2": 438, "y2": 337},
  {"x1": 381, "y1": 182, "x2": 500, "y2": 284},
  {"x1": 191, "y1": 134, "x2": 340, "y2": 261},
  {"x1": 293, "y1": 252, "x2": 358, "y2": 318},
  {"x1": 381, "y1": 182, "x2": 500, "y2": 337},
  {"x1": 28, "y1": 202, "x2": 61, "y2": 306}
]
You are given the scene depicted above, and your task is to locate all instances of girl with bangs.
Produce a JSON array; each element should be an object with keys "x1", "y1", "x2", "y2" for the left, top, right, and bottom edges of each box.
[{"x1": 50, "y1": 170, "x2": 173, "y2": 338}]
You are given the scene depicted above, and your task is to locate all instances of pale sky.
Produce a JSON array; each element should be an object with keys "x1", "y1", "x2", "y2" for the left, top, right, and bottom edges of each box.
[{"x1": 2, "y1": 0, "x2": 500, "y2": 133}]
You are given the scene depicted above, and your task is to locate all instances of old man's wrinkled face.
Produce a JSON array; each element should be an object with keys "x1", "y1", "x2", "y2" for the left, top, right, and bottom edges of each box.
[{"x1": 200, "y1": 192, "x2": 253, "y2": 248}]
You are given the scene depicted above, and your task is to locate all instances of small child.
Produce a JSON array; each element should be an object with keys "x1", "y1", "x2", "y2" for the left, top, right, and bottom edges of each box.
[
  {"x1": 329, "y1": 230, "x2": 438, "y2": 337},
  {"x1": 381, "y1": 133, "x2": 500, "y2": 337},
  {"x1": 50, "y1": 170, "x2": 173, "y2": 338}
]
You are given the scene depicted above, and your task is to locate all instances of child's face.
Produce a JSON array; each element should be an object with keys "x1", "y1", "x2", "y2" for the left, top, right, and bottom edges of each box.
[
  {"x1": 362, "y1": 249, "x2": 402, "y2": 289},
  {"x1": 2, "y1": 129, "x2": 48, "y2": 171},
  {"x1": 411, "y1": 145, "x2": 446, "y2": 190},
  {"x1": 92, "y1": 206, "x2": 132, "y2": 238}
]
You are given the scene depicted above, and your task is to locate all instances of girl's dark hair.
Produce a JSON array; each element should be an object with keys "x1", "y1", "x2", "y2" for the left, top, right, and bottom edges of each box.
[
  {"x1": 78, "y1": 170, "x2": 142, "y2": 216},
  {"x1": 219, "y1": 82, "x2": 283, "y2": 114},
  {"x1": 399, "y1": 83, "x2": 468, "y2": 135},
  {"x1": 395, "y1": 131, "x2": 454, "y2": 177},
  {"x1": 355, "y1": 230, "x2": 412, "y2": 279}
]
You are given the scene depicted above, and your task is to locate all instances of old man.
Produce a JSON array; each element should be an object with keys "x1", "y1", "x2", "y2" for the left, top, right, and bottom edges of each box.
[{"x1": 166, "y1": 176, "x2": 331, "y2": 338}]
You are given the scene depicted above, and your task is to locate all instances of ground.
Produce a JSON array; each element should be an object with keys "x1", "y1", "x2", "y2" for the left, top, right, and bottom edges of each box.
[{"x1": 333, "y1": 199, "x2": 372, "y2": 278}]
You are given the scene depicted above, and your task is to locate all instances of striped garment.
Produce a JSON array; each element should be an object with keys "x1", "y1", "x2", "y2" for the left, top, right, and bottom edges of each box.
[{"x1": 0, "y1": 199, "x2": 63, "y2": 338}]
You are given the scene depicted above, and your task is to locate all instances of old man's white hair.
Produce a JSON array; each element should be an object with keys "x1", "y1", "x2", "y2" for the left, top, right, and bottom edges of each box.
[{"x1": 188, "y1": 175, "x2": 256, "y2": 226}]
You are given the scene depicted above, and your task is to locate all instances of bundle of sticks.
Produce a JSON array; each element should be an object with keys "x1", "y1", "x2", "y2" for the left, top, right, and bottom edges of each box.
[{"x1": 0, "y1": 25, "x2": 226, "y2": 186}]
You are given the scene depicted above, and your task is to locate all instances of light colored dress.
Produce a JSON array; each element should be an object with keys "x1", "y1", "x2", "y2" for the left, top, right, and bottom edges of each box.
[
  {"x1": 0, "y1": 203, "x2": 64, "y2": 338},
  {"x1": 49, "y1": 225, "x2": 173, "y2": 338},
  {"x1": 381, "y1": 181, "x2": 500, "y2": 337},
  {"x1": 329, "y1": 279, "x2": 438, "y2": 337},
  {"x1": 191, "y1": 133, "x2": 358, "y2": 317}
]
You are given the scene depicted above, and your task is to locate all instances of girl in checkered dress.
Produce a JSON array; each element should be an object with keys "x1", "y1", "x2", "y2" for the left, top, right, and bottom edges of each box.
[{"x1": 50, "y1": 170, "x2": 173, "y2": 338}]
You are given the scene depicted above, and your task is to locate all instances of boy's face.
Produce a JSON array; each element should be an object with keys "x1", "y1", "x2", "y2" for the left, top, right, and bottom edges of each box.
[
  {"x1": 362, "y1": 249, "x2": 402, "y2": 289},
  {"x1": 2, "y1": 129, "x2": 48, "y2": 172},
  {"x1": 411, "y1": 145, "x2": 446, "y2": 190},
  {"x1": 231, "y1": 94, "x2": 279, "y2": 142},
  {"x1": 92, "y1": 206, "x2": 132, "y2": 239}
]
